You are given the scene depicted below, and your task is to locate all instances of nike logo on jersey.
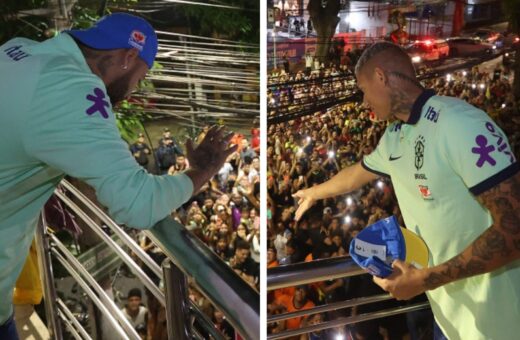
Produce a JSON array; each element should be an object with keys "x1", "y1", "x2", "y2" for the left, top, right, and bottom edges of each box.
[{"x1": 389, "y1": 155, "x2": 402, "y2": 161}]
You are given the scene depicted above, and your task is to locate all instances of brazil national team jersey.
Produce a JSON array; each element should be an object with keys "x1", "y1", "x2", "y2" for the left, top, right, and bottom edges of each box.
[
  {"x1": 0, "y1": 34, "x2": 193, "y2": 324},
  {"x1": 363, "y1": 90, "x2": 520, "y2": 340}
]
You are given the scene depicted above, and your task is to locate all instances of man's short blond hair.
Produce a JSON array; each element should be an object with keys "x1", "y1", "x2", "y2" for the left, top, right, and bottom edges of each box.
[{"x1": 355, "y1": 42, "x2": 415, "y2": 76}]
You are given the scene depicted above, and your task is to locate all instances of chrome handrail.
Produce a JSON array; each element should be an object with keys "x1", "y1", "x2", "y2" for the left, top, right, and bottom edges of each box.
[
  {"x1": 267, "y1": 255, "x2": 365, "y2": 290},
  {"x1": 57, "y1": 310, "x2": 83, "y2": 340},
  {"x1": 190, "y1": 302, "x2": 226, "y2": 340},
  {"x1": 267, "y1": 303, "x2": 430, "y2": 340},
  {"x1": 51, "y1": 249, "x2": 131, "y2": 339},
  {"x1": 267, "y1": 257, "x2": 430, "y2": 339},
  {"x1": 147, "y1": 216, "x2": 260, "y2": 340},
  {"x1": 54, "y1": 180, "x2": 259, "y2": 339},
  {"x1": 54, "y1": 190, "x2": 166, "y2": 307},
  {"x1": 50, "y1": 233, "x2": 141, "y2": 339},
  {"x1": 60, "y1": 181, "x2": 227, "y2": 338},
  {"x1": 267, "y1": 294, "x2": 393, "y2": 323},
  {"x1": 162, "y1": 260, "x2": 191, "y2": 340},
  {"x1": 56, "y1": 298, "x2": 92, "y2": 340},
  {"x1": 36, "y1": 214, "x2": 63, "y2": 340},
  {"x1": 60, "y1": 180, "x2": 162, "y2": 279}
]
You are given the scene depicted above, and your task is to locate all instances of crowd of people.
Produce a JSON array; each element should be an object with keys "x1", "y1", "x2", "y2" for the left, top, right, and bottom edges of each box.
[
  {"x1": 125, "y1": 124, "x2": 261, "y2": 339},
  {"x1": 267, "y1": 48, "x2": 368, "y2": 120},
  {"x1": 266, "y1": 60, "x2": 519, "y2": 339}
]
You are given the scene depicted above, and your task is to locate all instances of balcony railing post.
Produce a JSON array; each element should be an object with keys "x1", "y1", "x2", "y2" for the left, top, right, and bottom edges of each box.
[
  {"x1": 163, "y1": 259, "x2": 191, "y2": 340},
  {"x1": 35, "y1": 212, "x2": 63, "y2": 340}
]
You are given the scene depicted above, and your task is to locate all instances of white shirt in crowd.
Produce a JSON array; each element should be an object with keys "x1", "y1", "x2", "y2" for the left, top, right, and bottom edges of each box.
[{"x1": 121, "y1": 305, "x2": 148, "y2": 329}]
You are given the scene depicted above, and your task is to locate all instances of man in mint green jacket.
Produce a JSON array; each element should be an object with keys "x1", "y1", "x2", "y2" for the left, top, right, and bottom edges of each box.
[{"x1": 0, "y1": 13, "x2": 236, "y2": 338}]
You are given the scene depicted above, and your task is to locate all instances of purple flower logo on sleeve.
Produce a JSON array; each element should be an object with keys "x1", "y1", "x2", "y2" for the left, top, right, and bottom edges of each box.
[
  {"x1": 86, "y1": 88, "x2": 110, "y2": 119},
  {"x1": 472, "y1": 135, "x2": 496, "y2": 167}
]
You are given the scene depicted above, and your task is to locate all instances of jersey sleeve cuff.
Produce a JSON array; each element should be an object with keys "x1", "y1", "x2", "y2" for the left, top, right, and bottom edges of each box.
[
  {"x1": 361, "y1": 158, "x2": 390, "y2": 178},
  {"x1": 469, "y1": 162, "x2": 520, "y2": 196},
  {"x1": 173, "y1": 172, "x2": 194, "y2": 202}
]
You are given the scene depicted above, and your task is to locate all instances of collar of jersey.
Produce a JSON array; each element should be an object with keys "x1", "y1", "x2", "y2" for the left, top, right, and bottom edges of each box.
[{"x1": 405, "y1": 89, "x2": 436, "y2": 125}]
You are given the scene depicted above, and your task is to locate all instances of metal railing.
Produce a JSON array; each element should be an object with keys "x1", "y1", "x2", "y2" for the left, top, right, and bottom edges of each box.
[
  {"x1": 36, "y1": 179, "x2": 259, "y2": 339},
  {"x1": 267, "y1": 256, "x2": 429, "y2": 340}
]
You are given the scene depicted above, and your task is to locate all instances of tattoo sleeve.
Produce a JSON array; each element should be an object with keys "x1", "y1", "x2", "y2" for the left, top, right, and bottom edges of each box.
[{"x1": 423, "y1": 171, "x2": 520, "y2": 290}]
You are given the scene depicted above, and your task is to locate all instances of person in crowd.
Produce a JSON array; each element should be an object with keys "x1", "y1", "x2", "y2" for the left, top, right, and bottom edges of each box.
[
  {"x1": 121, "y1": 288, "x2": 148, "y2": 331},
  {"x1": 299, "y1": 313, "x2": 326, "y2": 340},
  {"x1": 239, "y1": 139, "x2": 257, "y2": 163},
  {"x1": 213, "y1": 310, "x2": 235, "y2": 339},
  {"x1": 156, "y1": 136, "x2": 183, "y2": 174},
  {"x1": 270, "y1": 285, "x2": 315, "y2": 332},
  {"x1": 167, "y1": 154, "x2": 188, "y2": 175},
  {"x1": 130, "y1": 133, "x2": 151, "y2": 169},
  {"x1": 229, "y1": 240, "x2": 259, "y2": 290},
  {"x1": 267, "y1": 246, "x2": 279, "y2": 268}
]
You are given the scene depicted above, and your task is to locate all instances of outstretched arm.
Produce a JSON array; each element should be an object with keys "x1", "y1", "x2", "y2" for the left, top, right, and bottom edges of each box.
[
  {"x1": 293, "y1": 162, "x2": 378, "y2": 221},
  {"x1": 374, "y1": 171, "x2": 520, "y2": 300}
]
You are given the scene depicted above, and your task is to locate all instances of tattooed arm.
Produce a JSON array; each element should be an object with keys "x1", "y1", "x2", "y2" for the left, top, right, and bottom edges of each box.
[
  {"x1": 422, "y1": 171, "x2": 520, "y2": 290},
  {"x1": 374, "y1": 171, "x2": 520, "y2": 300}
]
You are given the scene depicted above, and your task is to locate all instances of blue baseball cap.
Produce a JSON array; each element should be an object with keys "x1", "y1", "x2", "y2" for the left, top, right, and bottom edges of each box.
[
  {"x1": 66, "y1": 12, "x2": 158, "y2": 69},
  {"x1": 349, "y1": 216, "x2": 429, "y2": 278}
]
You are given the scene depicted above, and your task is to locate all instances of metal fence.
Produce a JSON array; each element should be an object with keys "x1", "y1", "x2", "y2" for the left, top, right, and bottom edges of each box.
[
  {"x1": 36, "y1": 179, "x2": 259, "y2": 340},
  {"x1": 267, "y1": 256, "x2": 429, "y2": 340}
]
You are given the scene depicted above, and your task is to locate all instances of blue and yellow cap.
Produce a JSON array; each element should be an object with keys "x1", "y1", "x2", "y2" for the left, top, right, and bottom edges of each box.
[
  {"x1": 349, "y1": 216, "x2": 429, "y2": 278},
  {"x1": 66, "y1": 12, "x2": 158, "y2": 69}
]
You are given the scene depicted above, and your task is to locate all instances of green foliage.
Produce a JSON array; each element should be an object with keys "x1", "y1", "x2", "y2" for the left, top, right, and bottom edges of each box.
[
  {"x1": 0, "y1": 0, "x2": 49, "y2": 44},
  {"x1": 114, "y1": 80, "x2": 156, "y2": 142},
  {"x1": 115, "y1": 106, "x2": 147, "y2": 143},
  {"x1": 70, "y1": 0, "x2": 139, "y2": 28},
  {"x1": 70, "y1": 3, "x2": 100, "y2": 29},
  {"x1": 179, "y1": 0, "x2": 259, "y2": 45}
]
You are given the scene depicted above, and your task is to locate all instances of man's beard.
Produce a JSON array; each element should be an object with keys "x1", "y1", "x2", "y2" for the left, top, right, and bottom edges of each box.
[{"x1": 106, "y1": 71, "x2": 134, "y2": 106}]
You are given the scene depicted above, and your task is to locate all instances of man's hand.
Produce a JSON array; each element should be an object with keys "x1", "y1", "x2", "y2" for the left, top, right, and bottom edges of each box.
[
  {"x1": 372, "y1": 260, "x2": 427, "y2": 300},
  {"x1": 184, "y1": 125, "x2": 237, "y2": 193},
  {"x1": 292, "y1": 188, "x2": 316, "y2": 221},
  {"x1": 186, "y1": 125, "x2": 236, "y2": 172}
]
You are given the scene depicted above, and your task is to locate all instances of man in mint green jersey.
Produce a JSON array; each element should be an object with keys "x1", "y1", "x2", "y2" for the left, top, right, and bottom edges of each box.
[
  {"x1": 0, "y1": 13, "x2": 236, "y2": 338},
  {"x1": 294, "y1": 42, "x2": 520, "y2": 340}
]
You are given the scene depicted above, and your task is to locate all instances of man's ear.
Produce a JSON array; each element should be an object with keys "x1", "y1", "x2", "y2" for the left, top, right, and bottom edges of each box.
[
  {"x1": 373, "y1": 66, "x2": 388, "y2": 86},
  {"x1": 122, "y1": 48, "x2": 140, "y2": 69}
]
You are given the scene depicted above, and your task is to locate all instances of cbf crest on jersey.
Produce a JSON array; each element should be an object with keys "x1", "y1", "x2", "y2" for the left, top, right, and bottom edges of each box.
[{"x1": 414, "y1": 135, "x2": 425, "y2": 171}]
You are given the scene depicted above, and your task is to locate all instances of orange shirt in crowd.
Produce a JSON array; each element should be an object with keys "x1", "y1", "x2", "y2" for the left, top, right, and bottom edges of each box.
[
  {"x1": 268, "y1": 260, "x2": 279, "y2": 269},
  {"x1": 230, "y1": 133, "x2": 245, "y2": 151},
  {"x1": 273, "y1": 286, "x2": 295, "y2": 301},
  {"x1": 274, "y1": 294, "x2": 315, "y2": 330}
]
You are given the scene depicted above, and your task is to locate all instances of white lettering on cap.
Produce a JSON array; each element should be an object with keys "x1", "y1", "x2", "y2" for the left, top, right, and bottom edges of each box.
[{"x1": 354, "y1": 238, "x2": 386, "y2": 261}]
